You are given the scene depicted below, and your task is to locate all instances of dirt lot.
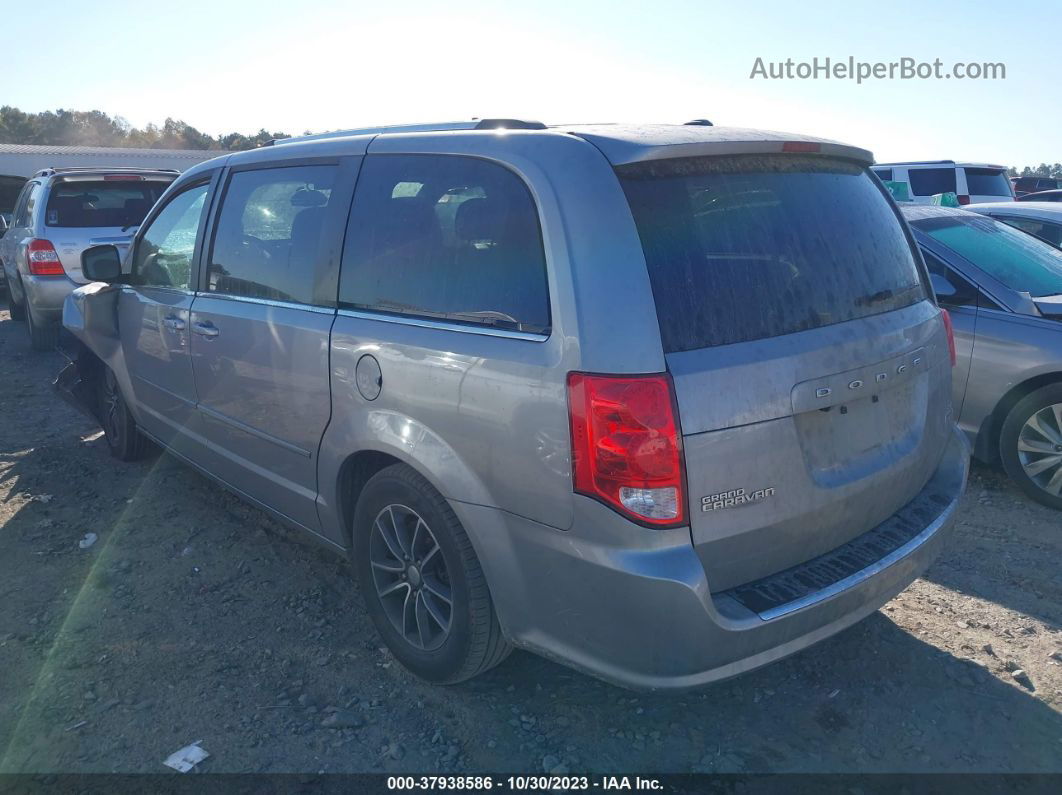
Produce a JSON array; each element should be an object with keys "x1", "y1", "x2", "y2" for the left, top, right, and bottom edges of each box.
[{"x1": 0, "y1": 300, "x2": 1059, "y2": 776}]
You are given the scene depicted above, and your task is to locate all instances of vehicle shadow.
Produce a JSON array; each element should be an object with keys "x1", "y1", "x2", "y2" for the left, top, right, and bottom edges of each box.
[
  {"x1": 920, "y1": 459, "x2": 1061, "y2": 629},
  {"x1": 465, "y1": 609, "x2": 1062, "y2": 773}
]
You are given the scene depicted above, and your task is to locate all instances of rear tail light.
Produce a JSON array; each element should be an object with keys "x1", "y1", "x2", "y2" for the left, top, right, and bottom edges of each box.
[
  {"x1": 957, "y1": 194, "x2": 971, "y2": 205},
  {"x1": 567, "y1": 372, "x2": 686, "y2": 527},
  {"x1": 941, "y1": 309, "x2": 957, "y2": 367},
  {"x1": 103, "y1": 174, "x2": 144, "y2": 181},
  {"x1": 27, "y1": 239, "x2": 64, "y2": 276}
]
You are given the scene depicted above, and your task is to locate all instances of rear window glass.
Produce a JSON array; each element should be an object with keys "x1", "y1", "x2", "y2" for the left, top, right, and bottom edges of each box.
[
  {"x1": 913, "y1": 214, "x2": 1062, "y2": 297},
  {"x1": 45, "y1": 180, "x2": 169, "y2": 228},
  {"x1": 619, "y1": 155, "x2": 927, "y2": 352},
  {"x1": 908, "y1": 167, "x2": 957, "y2": 197},
  {"x1": 964, "y1": 168, "x2": 1012, "y2": 196}
]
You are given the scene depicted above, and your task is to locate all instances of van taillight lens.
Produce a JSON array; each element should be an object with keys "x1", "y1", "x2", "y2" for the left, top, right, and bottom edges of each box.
[
  {"x1": 957, "y1": 195, "x2": 971, "y2": 205},
  {"x1": 567, "y1": 372, "x2": 686, "y2": 527},
  {"x1": 27, "y1": 239, "x2": 64, "y2": 275},
  {"x1": 941, "y1": 309, "x2": 957, "y2": 367}
]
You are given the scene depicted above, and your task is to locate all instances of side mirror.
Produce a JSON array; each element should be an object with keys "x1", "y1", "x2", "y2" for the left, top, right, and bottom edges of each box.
[
  {"x1": 81, "y1": 245, "x2": 122, "y2": 282},
  {"x1": 929, "y1": 272, "x2": 958, "y2": 301}
]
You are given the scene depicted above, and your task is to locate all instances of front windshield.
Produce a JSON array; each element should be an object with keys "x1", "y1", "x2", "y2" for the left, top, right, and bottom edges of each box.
[{"x1": 913, "y1": 213, "x2": 1062, "y2": 297}]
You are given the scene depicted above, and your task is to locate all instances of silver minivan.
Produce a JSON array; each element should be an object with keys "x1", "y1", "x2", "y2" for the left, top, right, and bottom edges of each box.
[
  {"x1": 0, "y1": 167, "x2": 176, "y2": 349},
  {"x1": 58, "y1": 121, "x2": 969, "y2": 689}
]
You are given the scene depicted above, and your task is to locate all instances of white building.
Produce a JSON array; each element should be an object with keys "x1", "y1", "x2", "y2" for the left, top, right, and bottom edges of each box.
[{"x1": 0, "y1": 143, "x2": 224, "y2": 220}]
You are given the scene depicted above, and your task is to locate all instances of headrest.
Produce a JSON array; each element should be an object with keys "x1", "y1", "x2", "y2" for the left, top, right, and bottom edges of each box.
[
  {"x1": 291, "y1": 189, "x2": 328, "y2": 207},
  {"x1": 454, "y1": 198, "x2": 508, "y2": 243}
]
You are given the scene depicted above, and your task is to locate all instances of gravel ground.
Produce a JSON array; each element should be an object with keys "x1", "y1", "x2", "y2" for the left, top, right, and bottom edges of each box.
[{"x1": 0, "y1": 299, "x2": 1059, "y2": 775}]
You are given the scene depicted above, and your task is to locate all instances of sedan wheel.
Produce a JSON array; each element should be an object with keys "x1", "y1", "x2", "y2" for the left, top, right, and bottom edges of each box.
[
  {"x1": 1001, "y1": 384, "x2": 1062, "y2": 511},
  {"x1": 1016, "y1": 403, "x2": 1062, "y2": 498}
]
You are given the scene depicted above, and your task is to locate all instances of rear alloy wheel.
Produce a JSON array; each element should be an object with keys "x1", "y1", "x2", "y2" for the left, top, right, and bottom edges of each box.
[
  {"x1": 1000, "y1": 384, "x2": 1062, "y2": 510},
  {"x1": 352, "y1": 464, "x2": 511, "y2": 683},
  {"x1": 97, "y1": 367, "x2": 147, "y2": 462},
  {"x1": 25, "y1": 300, "x2": 59, "y2": 351},
  {"x1": 370, "y1": 503, "x2": 453, "y2": 652}
]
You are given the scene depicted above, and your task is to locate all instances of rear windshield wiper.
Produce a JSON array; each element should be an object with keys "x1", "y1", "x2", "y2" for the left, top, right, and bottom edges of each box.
[{"x1": 857, "y1": 288, "x2": 896, "y2": 307}]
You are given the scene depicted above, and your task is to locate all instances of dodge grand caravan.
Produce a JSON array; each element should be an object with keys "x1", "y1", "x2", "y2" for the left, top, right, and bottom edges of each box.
[{"x1": 58, "y1": 120, "x2": 969, "y2": 690}]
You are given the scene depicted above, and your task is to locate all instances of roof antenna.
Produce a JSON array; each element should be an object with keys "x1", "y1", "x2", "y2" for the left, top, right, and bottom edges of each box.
[{"x1": 684, "y1": 119, "x2": 714, "y2": 126}]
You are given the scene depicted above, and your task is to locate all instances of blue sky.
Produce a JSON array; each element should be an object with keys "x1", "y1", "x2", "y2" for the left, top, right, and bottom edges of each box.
[{"x1": 2, "y1": 0, "x2": 1056, "y2": 167}]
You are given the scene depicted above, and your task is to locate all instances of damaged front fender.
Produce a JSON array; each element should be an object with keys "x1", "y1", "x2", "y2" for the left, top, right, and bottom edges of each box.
[{"x1": 54, "y1": 283, "x2": 127, "y2": 425}]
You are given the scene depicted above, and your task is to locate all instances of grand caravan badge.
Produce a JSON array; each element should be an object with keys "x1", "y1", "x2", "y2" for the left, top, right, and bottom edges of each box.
[{"x1": 701, "y1": 486, "x2": 775, "y2": 512}]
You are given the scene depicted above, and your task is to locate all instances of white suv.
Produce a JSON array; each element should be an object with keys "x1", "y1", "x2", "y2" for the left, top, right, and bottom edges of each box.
[{"x1": 872, "y1": 160, "x2": 1014, "y2": 206}]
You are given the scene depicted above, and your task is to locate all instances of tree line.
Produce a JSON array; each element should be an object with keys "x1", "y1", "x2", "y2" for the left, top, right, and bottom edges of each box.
[
  {"x1": 0, "y1": 107, "x2": 293, "y2": 151},
  {"x1": 1, "y1": 107, "x2": 1058, "y2": 175}
]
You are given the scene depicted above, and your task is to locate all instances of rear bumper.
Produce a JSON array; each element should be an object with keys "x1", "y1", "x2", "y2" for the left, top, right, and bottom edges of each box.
[
  {"x1": 22, "y1": 273, "x2": 80, "y2": 323},
  {"x1": 463, "y1": 426, "x2": 968, "y2": 691}
]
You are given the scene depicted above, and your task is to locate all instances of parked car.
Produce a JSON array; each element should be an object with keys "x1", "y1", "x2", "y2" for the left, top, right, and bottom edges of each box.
[
  {"x1": 0, "y1": 167, "x2": 177, "y2": 349},
  {"x1": 872, "y1": 161, "x2": 1014, "y2": 205},
  {"x1": 58, "y1": 120, "x2": 968, "y2": 689},
  {"x1": 1012, "y1": 176, "x2": 1062, "y2": 197},
  {"x1": 902, "y1": 205, "x2": 1062, "y2": 509},
  {"x1": 968, "y1": 202, "x2": 1062, "y2": 248},
  {"x1": 1017, "y1": 189, "x2": 1062, "y2": 203},
  {"x1": 0, "y1": 215, "x2": 6, "y2": 291}
]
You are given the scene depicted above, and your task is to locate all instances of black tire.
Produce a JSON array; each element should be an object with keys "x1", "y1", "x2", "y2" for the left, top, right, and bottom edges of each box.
[
  {"x1": 352, "y1": 464, "x2": 511, "y2": 683},
  {"x1": 97, "y1": 367, "x2": 147, "y2": 461},
  {"x1": 8, "y1": 281, "x2": 26, "y2": 321},
  {"x1": 25, "y1": 301, "x2": 59, "y2": 351},
  {"x1": 1000, "y1": 383, "x2": 1062, "y2": 511}
]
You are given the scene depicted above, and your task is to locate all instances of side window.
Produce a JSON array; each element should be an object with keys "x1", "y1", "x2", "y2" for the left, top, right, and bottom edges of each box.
[
  {"x1": 13, "y1": 182, "x2": 40, "y2": 227},
  {"x1": 132, "y1": 183, "x2": 210, "y2": 289},
  {"x1": 908, "y1": 168, "x2": 957, "y2": 197},
  {"x1": 998, "y1": 217, "x2": 1062, "y2": 248},
  {"x1": 871, "y1": 168, "x2": 893, "y2": 181},
  {"x1": 921, "y1": 248, "x2": 977, "y2": 307},
  {"x1": 339, "y1": 154, "x2": 551, "y2": 334},
  {"x1": 207, "y1": 164, "x2": 337, "y2": 305}
]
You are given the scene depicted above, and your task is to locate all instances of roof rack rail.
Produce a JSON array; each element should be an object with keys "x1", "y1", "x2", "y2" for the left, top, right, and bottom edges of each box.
[
  {"x1": 270, "y1": 118, "x2": 547, "y2": 146},
  {"x1": 874, "y1": 160, "x2": 956, "y2": 166}
]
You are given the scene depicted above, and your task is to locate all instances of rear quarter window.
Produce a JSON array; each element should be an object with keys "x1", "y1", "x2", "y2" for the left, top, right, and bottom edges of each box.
[
  {"x1": 908, "y1": 167, "x2": 957, "y2": 197},
  {"x1": 339, "y1": 154, "x2": 550, "y2": 335},
  {"x1": 619, "y1": 155, "x2": 927, "y2": 352}
]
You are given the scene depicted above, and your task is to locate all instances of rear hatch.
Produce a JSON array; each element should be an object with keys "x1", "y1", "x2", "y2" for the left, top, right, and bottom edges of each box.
[
  {"x1": 618, "y1": 153, "x2": 953, "y2": 591},
  {"x1": 44, "y1": 175, "x2": 172, "y2": 282}
]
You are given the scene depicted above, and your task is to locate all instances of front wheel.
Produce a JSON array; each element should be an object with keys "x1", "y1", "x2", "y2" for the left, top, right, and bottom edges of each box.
[
  {"x1": 1000, "y1": 383, "x2": 1062, "y2": 510},
  {"x1": 352, "y1": 464, "x2": 511, "y2": 683},
  {"x1": 97, "y1": 367, "x2": 147, "y2": 461}
]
